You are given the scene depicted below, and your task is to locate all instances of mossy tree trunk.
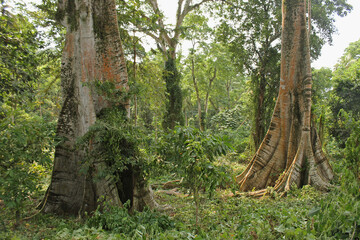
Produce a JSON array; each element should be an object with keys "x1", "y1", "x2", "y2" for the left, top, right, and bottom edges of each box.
[
  {"x1": 42, "y1": 0, "x2": 159, "y2": 215},
  {"x1": 253, "y1": 72, "x2": 267, "y2": 149},
  {"x1": 236, "y1": 0, "x2": 334, "y2": 196},
  {"x1": 162, "y1": 52, "x2": 184, "y2": 129}
]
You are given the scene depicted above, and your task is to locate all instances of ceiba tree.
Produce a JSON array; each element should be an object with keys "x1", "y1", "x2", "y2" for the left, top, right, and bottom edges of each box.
[
  {"x1": 42, "y1": 0, "x2": 159, "y2": 215},
  {"x1": 236, "y1": 0, "x2": 334, "y2": 196}
]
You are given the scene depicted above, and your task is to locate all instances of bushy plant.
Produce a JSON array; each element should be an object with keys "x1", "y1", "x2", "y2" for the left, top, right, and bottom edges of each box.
[
  {"x1": 76, "y1": 105, "x2": 155, "y2": 185},
  {"x1": 344, "y1": 118, "x2": 360, "y2": 179},
  {"x1": 0, "y1": 104, "x2": 55, "y2": 224},
  {"x1": 209, "y1": 106, "x2": 251, "y2": 153},
  {"x1": 86, "y1": 201, "x2": 175, "y2": 238},
  {"x1": 332, "y1": 110, "x2": 360, "y2": 178},
  {"x1": 156, "y1": 126, "x2": 233, "y2": 226},
  {"x1": 309, "y1": 168, "x2": 360, "y2": 239}
]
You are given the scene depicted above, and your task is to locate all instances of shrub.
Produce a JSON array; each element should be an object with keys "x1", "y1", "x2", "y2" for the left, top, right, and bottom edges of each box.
[
  {"x1": 0, "y1": 104, "x2": 55, "y2": 224},
  {"x1": 156, "y1": 126, "x2": 233, "y2": 226},
  {"x1": 86, "y1": 201, "x2": 175, "y2": 238}
]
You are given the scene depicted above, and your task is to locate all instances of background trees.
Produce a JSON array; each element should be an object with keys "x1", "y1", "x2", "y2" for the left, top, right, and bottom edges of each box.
[
  {"x1": 119, "y1": 0, "x2": 216, "y2": 129},
  {"x1": 330, "y1": 39, "x2": 360, "y2": 144},
  {"x1": 0, "y1": 2, "x2": 42, "y2": 103}
]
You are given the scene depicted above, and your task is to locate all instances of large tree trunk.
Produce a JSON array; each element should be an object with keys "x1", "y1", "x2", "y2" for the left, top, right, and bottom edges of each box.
[
  {"x1": 42, "y1": 0, "x2": 159, "y2": 215},
  {"x1": 236, "y1": 0, "x2": 333, "y2": 196}
]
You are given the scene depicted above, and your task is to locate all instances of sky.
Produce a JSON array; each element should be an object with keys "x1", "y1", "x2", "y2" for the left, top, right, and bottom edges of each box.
[
  {"x1": 312, "y1": 0, "x2": 360, "y2": 69},
  {"x1": 157, "y1": 0, "x2": 360, "y2": 70}
]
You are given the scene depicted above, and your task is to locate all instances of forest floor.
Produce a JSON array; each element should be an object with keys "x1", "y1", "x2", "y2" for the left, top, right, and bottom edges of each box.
[{"x1": 1, "y1": 161, "x2": 359, "y2": 239}]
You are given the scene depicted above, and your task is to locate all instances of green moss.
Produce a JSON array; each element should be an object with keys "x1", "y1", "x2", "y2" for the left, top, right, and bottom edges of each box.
[
  {"x1": 66, "y1": 0, "x2": 79, "y2": 31},
  {"x1": 162, "y1": 55, "x2": 184, "y2": 129},
  {"x1": 55, "y1": 8, "x2": 65, "y2": 23},
  {"x1": 92, "y1": 14, "x2": 104, "y2": 41}
]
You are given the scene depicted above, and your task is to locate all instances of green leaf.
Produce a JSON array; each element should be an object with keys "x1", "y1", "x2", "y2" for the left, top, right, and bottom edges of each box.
[{"x1": 308, "y1": 207, "x2": 321, "y2": 217}]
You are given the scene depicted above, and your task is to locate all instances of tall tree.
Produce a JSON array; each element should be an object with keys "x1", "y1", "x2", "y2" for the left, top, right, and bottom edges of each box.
[
  {"x1": 183, "y1": 12, "x2": 215, "y2": 130},
  {"x1": 42, "y1": 0, "x2": 159, "y2": 215},
  {"x1": 120, "y1": 0, "x2": 214, "y2": 129},
  {"x1": 236, "y1": 0, "x2": 333, "y2": 196},
  {"x1": 216, "y1": 0, "x2": 352, "y2": 149}
]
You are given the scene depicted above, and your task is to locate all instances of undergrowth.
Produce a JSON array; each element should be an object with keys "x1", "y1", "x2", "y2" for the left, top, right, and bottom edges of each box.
[{"x1": 2, "y1": 167, "x2": 359, "y2": 239}]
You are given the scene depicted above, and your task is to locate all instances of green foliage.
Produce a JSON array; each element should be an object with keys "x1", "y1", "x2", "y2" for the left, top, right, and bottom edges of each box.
[
  {"x1": 157, "y1": 126, "x2": 233, "y2": 194},
  {"x1": 0, "y1": 1, "x2": 60, "y2": 224},
  {"x1": 330, "y1": 39, "x2": 360, "y2": 145},
  {"x1": 209, "y1": 106, "x2": 251, "y2": 153},
  {"x1": 77, "y1": 107, "x2": 142, "y2": 181},
  {"x1": 209, "y1": 105, "x2": 244, "y2": 130},
  {"x1": 311, "y1": 67, "x2": 333, "y2": 145},
  {"x1": 156, "y1": 126, "x2": 233, "y2": 226},
  {"x1": 3, "y1": 159, "x2": 360, "y2": 239},
  {"x1": 86, "y1": 201, "x2": 174, "y2": 238},
  {"x1": 335, "y1": 110, "x2": 360, "y2": 178},
  {"x1": 130, "y1": 52, "x2": 166, "y2": 130},
  {"x1": 0, "y1": 104, "x2": 55, "y2": 222},
  {"x1": 309, "y1": 168, "x2": 360, "y2": 239},
  {"x1": 0, "y1": 1, "x2": 42, "y2": 102}
]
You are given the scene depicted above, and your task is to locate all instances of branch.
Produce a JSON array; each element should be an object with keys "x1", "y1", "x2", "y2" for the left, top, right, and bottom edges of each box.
[
  {"x1": 269, "y1": 32, "x2": 281, "y2": 45},
  {"x1": 119, "y1": 0, "x2": 164, "y2": 44},
  {"x1": 251, "y1": 38, "x2": 262, "y2": 62},
  {"x1": 146, "y1": 0, "x2": 172, "y2": 46},
  {"x1": 177, "y1": 0, "x2": 185, "y2": 21},
  {"x1": 174, "y1": 0, "x2": 214, "y2": 40}
]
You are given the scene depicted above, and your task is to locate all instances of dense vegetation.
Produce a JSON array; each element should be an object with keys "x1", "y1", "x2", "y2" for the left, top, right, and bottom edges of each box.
[{"x1": 1, "y1": 0, "x2": 359, "y2": 239}]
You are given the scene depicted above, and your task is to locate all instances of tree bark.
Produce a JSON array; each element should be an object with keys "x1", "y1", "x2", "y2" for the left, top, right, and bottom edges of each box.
[
  {"x1": 253, "y1": 72, "x2": 266, "y2": 149},
  {"x1": 236, "y1": 0, "x2": 333, "y2": 196},
  {"x1": 191, "y1": 53, "x2": 203, "y2": 131},
  {"x1": 204, "y1": 67, "x2": 216, "y2": 127},
  {"x1": 43, "y1": 0, "x2": 158, "y2": 215},
  {"x1": 162, "y1": 53, "x2": 184, "y2": 129}
]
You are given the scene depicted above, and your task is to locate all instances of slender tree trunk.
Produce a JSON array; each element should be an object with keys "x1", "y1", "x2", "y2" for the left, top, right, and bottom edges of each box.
[
  {"x1": 253, "y1": 72, "x2": 266, "y2": 149},
  {"x1": 133, "y1": 31, "x2": 138, "y2": 126},
  {"x1": 225, "y1": 78, "x2": 232, "y2": 109},
  {"x1": 42, "y1": 0, "x2": 159, "y2": 215},
  {"x1": 204, "y1": 67, "x2": 216, "y2": 127},
  {"x1": 209, "y1": 98, "x2": 219, "y2": 112},
  {"x1": 236, "y1": 0, "x2": 333, "y2": 196},
  {"x1": 191, "y1": 55, "x2": 203, "y2": 131}
]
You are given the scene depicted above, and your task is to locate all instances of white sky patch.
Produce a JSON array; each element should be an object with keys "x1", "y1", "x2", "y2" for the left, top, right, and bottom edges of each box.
[{"x1": 312, "y1": 0, "x2": 360, "y2": 69}]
